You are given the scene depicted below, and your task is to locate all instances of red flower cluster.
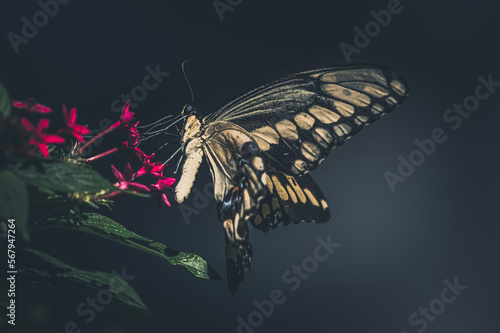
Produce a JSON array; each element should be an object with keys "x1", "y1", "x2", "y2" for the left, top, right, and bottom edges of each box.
[
  {"x1": 110, "y1": 159, "x2": 175, "y2": 209},
  {"x1": 58, "y1": 105, "x2": 90, "y2": 142},
  {"x1": 80, "y1": 101, "x2": 174, "y2": 208},
  {"x1": 13, "y1": 99, "x2": 90, "y2": 157},
  {"x1": 13, "y1": 98, "x2": 51, "y2": 114},
  {"x1": 9, "y1": 98, "x2": 175, "y2": 209},
  {"x1": 21, "y1": 118, "x2": 64, "y2": 158}
]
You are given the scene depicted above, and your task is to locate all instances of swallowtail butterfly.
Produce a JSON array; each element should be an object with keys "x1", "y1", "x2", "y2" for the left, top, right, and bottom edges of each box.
[{"x1": 173, "y1": 65, "x2": 408, "y2": 293}]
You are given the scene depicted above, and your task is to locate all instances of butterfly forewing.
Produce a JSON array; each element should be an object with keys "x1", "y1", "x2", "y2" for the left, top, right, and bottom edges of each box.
[{"x1": 204, "y1": 65, "x2": 408, "y2": 176}]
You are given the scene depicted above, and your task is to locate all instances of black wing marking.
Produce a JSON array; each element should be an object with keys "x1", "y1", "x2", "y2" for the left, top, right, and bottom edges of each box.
[
  {"x1": 218, "y1": 142, "x2": 268, "y2": 294},
  {"x1": 250, "y1": 171, "x2": 330, "y2": 233},
  {"x1": 204, "y1": 65, "x2": 408, "y2": 176},
  {"x1": 202, "y1": 122, "x2": 269, "y2": 294}
]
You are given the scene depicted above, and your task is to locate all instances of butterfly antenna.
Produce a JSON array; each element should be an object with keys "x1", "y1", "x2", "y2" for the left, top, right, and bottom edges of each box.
[
  {"x1": 138, "y1": 115, "x2": 173, "y2": 129},
  {"x1": 182, "y1": 60, "x2": 195, "y2": 104},
  {"x1": 187, "y1": 41, "x2": 196, "y2": 102}
]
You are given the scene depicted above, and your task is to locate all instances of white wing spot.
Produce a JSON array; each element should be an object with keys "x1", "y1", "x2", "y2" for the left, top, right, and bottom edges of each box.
[
  {"x1": 251, "y1": 126, "x2": 279, "y2": 150},
  {"x1": 301, "y1": 141, "x2": 321, "y2": 162},
  {"x1": 371, "y1": 103, "x2": 384, "y2": 114},
  {"x1": 252, "y1": 157, "x2": 265, "y2": 171},
  {"x1": 333, "y1": 100, "x2": 355, "y2": 116},
  {"x1": 304, "y1": 188, "x2": 319, "y2": 207},
  {"x1": 390, "y1": 80, "x2": 406, "y2": 96},
  {"x1": 276, "y1": 119, "x2": 299, "y2": 141},
  {"x1": 320, "y1": 199, "x2": 328, "y2": 209},
  {"x1": 363, "y1": 84, "x2": 390, "y2": 98},
  {"x1": 333, "y1": 123, "x2": 352, "y2": 136},
  {"x1": 286, "y1": 184, "x2": 298, "y2": 203},
  {"x1": 386, "y1": 96, "x2": 398, "y2": 105},
  {"x1": 294, "y1": 112, "x2": 315, "y2": 130},
  {"x1": 322, "y1": 84, "x2": 371, "y2": 107},
  {"x1": 293, "y1": 159, "x2": 308, "y2": 174},
  {"x1": 312, "y1": 127, "x2": 333, "y2": 148},
  {"x1": 356, "y1": 115, "x2": 369, "y2": 124},
  {"x1": 309, "y1": 105, "x2": 340, "y2": 124}
]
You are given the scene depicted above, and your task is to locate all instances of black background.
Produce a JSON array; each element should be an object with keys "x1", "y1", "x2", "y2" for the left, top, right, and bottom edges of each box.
[{"x1": 1, "y1": 0, "x2": 499, "y2": 332}]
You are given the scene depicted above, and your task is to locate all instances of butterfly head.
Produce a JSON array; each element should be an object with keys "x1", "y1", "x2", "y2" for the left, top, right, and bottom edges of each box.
[
  {"x1": 181, "y1": 104, "x2": 196, "y2": 116},
  {"x1": 180, "y1": 104, "x2": 202, "y2": 144}
]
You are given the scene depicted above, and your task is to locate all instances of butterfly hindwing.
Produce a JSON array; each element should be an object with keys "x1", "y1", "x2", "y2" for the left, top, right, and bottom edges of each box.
[
  {"x1": 251, "y1": 172, "x2": 330, "y2": 232},
  {"x1": 204, "y1": 65, "x2": 408, "y2": 176}
]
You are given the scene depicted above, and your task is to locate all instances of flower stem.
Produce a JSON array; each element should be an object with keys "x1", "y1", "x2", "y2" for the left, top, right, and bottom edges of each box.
[
  {"x1": 78, "y1": 121, "x2": 121, "y2": 154},
  {"x1": 85, "y1": 146, "x2": 120, "y2": 162},
  {"x1": 93, "y1": 190, "x2": 122, "y2": 201}
]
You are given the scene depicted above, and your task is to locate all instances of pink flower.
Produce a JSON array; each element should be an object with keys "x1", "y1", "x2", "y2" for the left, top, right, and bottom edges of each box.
[
  {"x1": 120, "y1": 100, "x2": 134, "y2": 125},
  {"x1": 111, "y1": 163, "x2": 150, "y2": 192},
  {"x1": 58, "y1": 104, "x2": 90, "y2": 142},
  {"x1": 84, "y1": 122, "x2": 146, "y2": 163},
  {"x1": 79, "y1": 99, "x2": 136, "y2": 155},
  {"x1": 149, "y1": 178, "x2": 176, "y2": 209},
  {"x1": 21, "y1": 118, "x2": 65, "y2": 158},
  {"x1": 133, "y1": 153, "x2": 167, "y2": 179},
  {"x1": 125, "y1": 121, "x2": 140, "y2": 146},
  {"x1": 121, "y1": 121, "x2": 145, "y2": 160},
  {"x1": 13, "y1": 98, "x2": 51, "y2": 114}
]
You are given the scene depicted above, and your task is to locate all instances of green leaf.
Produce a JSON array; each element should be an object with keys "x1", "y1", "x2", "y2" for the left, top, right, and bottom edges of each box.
[
  {"x1": 0, "y1": 170, "x2": 30, "y2": 241},
  {"x1": 32, "y1": 213, "x2": 221, "y2": 280},
  {"x1": 0, "y1": 81, "x2": 11, "y2": 118},
  {"x1": 20, "y1": 248, "x2": 147, "y2": 311},
  {"x1": 11, "y1": 160, "x2": 114, "y2": 193}
]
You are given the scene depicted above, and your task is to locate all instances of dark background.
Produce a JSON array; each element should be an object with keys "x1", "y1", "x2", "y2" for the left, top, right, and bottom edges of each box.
[{"x1": 1, "y1": 0, "x2": 499, "y2": 332}]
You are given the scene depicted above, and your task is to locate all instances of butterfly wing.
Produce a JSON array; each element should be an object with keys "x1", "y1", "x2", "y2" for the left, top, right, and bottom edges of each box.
[
  {"x1": 198, "y1": 65, "x2": 408, "y2": 293},
  {"x1": 204, "y1": 65, "x2": 408, "y2": 175},
  {"x1": 251, "y1": 171, "x2": 330, "y2": 233},
  {"x1": 201, "y1": 121, "x2": 268, "y2": 293}
]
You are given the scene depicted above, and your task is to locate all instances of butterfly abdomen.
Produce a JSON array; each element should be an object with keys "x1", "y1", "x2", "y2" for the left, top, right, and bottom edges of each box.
[{"x1": 174, "y1": 137, "x2": 204, "y2": 203}]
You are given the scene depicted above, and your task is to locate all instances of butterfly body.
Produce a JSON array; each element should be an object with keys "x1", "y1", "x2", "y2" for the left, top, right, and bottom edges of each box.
[{"x1": 173, "y1": 65, "x2": 409, "y2": 293}]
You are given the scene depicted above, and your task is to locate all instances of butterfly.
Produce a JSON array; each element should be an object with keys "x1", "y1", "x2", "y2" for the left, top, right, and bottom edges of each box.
[{"x1": 173, "y1": 65, "x2": 408, "y2": 293}]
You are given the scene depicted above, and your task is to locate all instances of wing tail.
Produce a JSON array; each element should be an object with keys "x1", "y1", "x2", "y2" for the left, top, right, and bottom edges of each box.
[{"x1": 224, "y1": 234, "x2": 252, "y2": 295}]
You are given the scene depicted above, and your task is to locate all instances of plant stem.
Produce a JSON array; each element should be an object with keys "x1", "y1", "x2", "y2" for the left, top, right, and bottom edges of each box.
[
  {"x1": 78, "y1": 121, "x2": 121, "y2": 154},
  {"x1": 85, "y1": 146, "x2": 120, "y2": 162},
  {"x1": 93, "y1": 190, "x2": 122, "y2": 200}
]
